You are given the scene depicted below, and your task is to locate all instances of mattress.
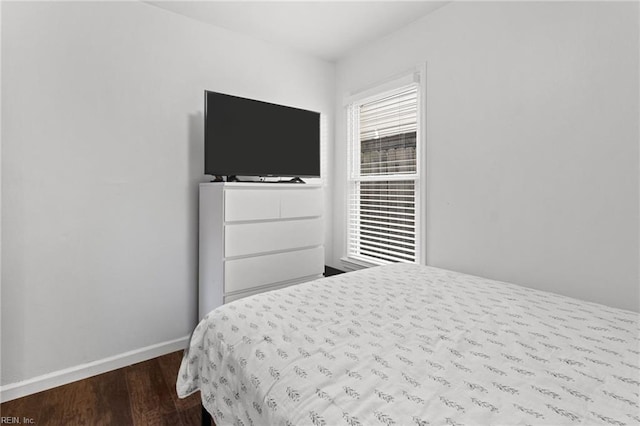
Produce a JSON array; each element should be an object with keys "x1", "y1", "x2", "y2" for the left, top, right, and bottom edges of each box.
[{"x1": 177, "y1": 263, "x2": 640, "y2": 425}]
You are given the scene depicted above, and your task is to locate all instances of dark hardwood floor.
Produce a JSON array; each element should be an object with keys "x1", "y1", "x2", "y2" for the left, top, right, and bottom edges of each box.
[{"x1": 0, "y1": 351, "x2": 208, "y2": 426}]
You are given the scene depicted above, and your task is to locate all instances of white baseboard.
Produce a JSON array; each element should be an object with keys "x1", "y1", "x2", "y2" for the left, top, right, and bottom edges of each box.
[{"x1": 0, "y1": 335, "x2": 190, "y2": 403}]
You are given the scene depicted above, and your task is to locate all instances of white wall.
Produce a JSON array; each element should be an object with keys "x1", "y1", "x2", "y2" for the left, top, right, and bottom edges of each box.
[
  {"x1": 332, "y1": 1, "x2": 639, "y2": 311},
  {"x1": 1, "y1": 1, "x2": 334, "y2": 388}
]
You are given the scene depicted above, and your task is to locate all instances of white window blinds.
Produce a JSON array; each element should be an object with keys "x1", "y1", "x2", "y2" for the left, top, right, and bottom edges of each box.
[{"x1": 347, "y1": 85, "x2": 420, "y2": 265}]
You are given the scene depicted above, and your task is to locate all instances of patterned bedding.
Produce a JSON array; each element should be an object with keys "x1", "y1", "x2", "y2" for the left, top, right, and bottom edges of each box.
[{"x1": 177, "y1": 263, "x2": 640, "y2": 425}]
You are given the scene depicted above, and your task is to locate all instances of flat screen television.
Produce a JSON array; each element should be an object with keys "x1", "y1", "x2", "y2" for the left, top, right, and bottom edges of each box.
[{"x1": 204, "y1": 91, "x2": 321, "y2": 179}]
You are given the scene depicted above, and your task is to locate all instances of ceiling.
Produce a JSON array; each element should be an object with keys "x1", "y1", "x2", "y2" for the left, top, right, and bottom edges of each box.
[{"x1": 146, "y1": 1, "x2": 449, "y2": 62}]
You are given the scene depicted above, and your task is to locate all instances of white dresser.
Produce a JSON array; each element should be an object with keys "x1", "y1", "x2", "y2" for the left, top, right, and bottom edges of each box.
[{"x1": 198, "y1": 182, "x2": 324, "y2": 318}]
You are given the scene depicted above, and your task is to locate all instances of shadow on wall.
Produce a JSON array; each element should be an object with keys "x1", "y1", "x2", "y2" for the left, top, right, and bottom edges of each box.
[{"x1": 188, "y1": 111, "x2": 204, "y2": 327}]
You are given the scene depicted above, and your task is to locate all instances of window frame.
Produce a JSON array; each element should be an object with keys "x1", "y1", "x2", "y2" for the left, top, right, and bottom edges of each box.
[{"x1": 344, "y1": 77, "x2": 424, "y2": 268}]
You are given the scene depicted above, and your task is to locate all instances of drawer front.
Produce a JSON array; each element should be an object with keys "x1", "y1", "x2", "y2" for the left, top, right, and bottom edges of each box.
[
  {"x1": 225, "y1": 218, "x2": 323, "y2": 258},
  {"x1": 225, "y1": 246, "x2": 324, "y2": 294},
  {"x1": 280, "y1": 189, "x2": 322, "y2": 218},
  {"x1": 224, "y1": 189, "x2": 280, "y2": 222},
  {"x1": 223, "y1": 280, "x2": 299, "y2": 304}
]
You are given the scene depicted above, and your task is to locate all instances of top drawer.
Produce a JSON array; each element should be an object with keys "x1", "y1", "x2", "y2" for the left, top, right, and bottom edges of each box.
[
  {"x1": 280, "y1": 189, "x2": 323, "y2": 218},
  {"x1": 225, "y1": 187, "x2": 322, "y2": 222}
]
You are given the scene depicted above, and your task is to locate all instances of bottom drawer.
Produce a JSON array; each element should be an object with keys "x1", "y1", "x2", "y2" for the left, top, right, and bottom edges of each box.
[
  {"x1": 223, "y1": 276, "x2": 321, "y2": 304},
  {"x1": 225, "y1": 246, "x2": 324, "y2": 294}
]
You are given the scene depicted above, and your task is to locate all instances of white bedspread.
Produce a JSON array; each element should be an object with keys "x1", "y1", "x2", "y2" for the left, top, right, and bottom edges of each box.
[{"x1": 177, "y1": 263, "x2": 640, "y2": 425}]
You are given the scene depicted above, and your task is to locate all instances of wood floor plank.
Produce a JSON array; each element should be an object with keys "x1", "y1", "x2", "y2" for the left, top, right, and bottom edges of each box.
[
  {"x1": 31, "y1": 373, "x2": 98, "y2": 425},
  {"x1": 11, "y1": 369, "x2": 130, "y2": 426},
  {"x1": 0, "y1": 351, "x2": 205, "y2": 426},
  {"x1": 157, "y1": 350, "x2": 201, "y2": 412},
  {"x1": 0, "y1": 388, "x2": 45, "y2": 424},
  {"x1": 65, "y1": 376, "x2": 108, "y2": 425},
  {"x1": 158, "y1": 351, "x2": 208, "y2": 425},
  {"x1": 125, "y1": 358, "x2": 184, "y2": 426},
  {"x1": 178, "y1": 403, "x2": 207, "y2": 426},
  {"x1": 90, "y1": 368, "x2": 134, "y2": 425}
]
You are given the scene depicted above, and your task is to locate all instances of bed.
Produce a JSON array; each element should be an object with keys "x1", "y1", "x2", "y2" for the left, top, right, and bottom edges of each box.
[{"x1": 177, "y1": 263, "x2": 640, "y2": 425}]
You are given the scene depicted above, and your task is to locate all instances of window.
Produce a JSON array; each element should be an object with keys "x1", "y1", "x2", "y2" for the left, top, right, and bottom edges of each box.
[{"x1": 346, "y1": 83, "x2": 420, "y2": 265}]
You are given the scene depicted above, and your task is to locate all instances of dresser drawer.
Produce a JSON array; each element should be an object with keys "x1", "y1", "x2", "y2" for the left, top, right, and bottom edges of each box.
[
  {"x1": 225, "y1": 218, "x2": 323, "y2": 257},
  {"x1": 280, "y1": 189, "x2": 322, "y2": 218},
  {"x1": 224, "y1": 189, "x2": 280, "y2": 222},
  {"x1": 224, "y1": 246, "x2": 324, "y2": 294},
  {"x1": 223, "y1": 281, "x2": 297, "y2": 304}
]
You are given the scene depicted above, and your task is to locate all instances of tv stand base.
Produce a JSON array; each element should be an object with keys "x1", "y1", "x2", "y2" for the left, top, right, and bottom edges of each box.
[{"x1": 209, "y1": 176, "x2": 308, "y2": 183}]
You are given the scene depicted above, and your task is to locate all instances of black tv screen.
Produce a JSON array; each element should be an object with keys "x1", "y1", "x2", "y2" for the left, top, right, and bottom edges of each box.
[{"x1": 204, "y1": 91, "x2": 320, "y2": 178}]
